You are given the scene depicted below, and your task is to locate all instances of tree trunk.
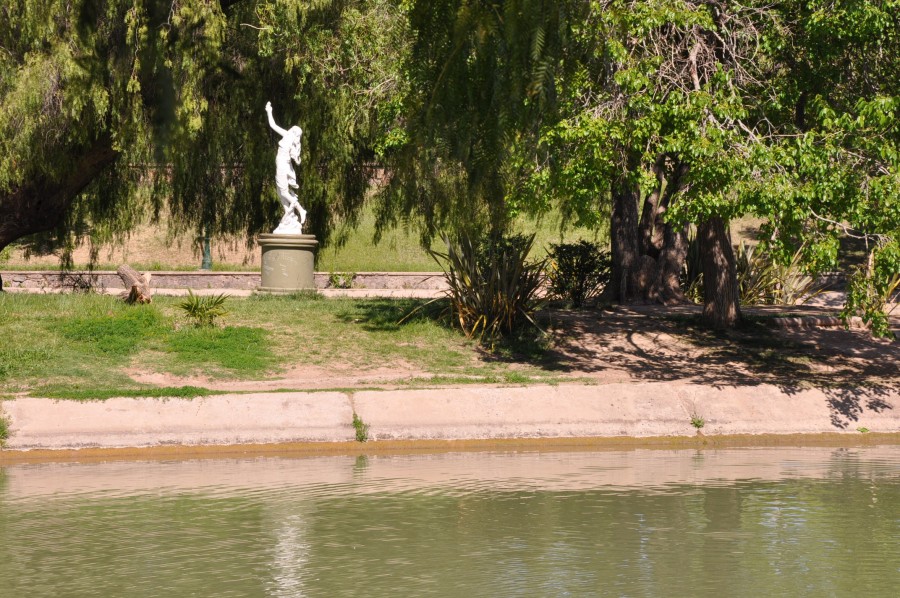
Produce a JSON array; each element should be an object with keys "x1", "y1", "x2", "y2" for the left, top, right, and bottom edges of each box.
[
  {"x1": 607, "y1": 178, "x2": 641, "y2": 303},
  {"x1": 609, "y1": 157, "x2": 691, "y2": 306},
  {"x1": 117, "y1": 265, "x2": 153, "y2": 304},
  {"x1": 639, "y1": 157, "x2": 667, "y2": 259},
  {"x1": 698, "y1": 216, "x2": 741, "y2": 329},
  {"x1": 0, "y1": 136, "x2": 118, "y2": 252},
  {"x1": 651, "y1": 222, "x2": 689, "y2": 304}
]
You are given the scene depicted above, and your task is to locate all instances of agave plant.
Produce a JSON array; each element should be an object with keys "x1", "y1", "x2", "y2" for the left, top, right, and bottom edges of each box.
[
  {"x1": 686, "y1": 234, "x2": 823, "y2": 306},
  {"x1": 737, "y1": 242, "x2": 823, "y2": 306},
  {"x1": 735, "y1": 241, "x2": 777, "y2": 305},
  {"x1": 429, "y1": 232, "x2": 546, "y2": 344}
]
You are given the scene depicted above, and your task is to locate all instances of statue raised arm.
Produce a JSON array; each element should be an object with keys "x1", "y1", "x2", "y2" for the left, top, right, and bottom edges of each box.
[
  {"x1": 265, "y1": 102, "x2": 307, "y2": 234},
  {"x1": 265, "y1": 101, "x2": 289, "y2": 137}
]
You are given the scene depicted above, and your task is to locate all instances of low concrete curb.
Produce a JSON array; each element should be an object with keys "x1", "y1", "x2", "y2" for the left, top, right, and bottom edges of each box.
[
  {"x1": 2, "y1": 382, "x2": 898, "y2": 452},
  {"x1": 0, "y1": 270, "x2": 447, "y2": 291},
  {"x1": 3, "y1": 393, "x2": 354, "y2": 450}
]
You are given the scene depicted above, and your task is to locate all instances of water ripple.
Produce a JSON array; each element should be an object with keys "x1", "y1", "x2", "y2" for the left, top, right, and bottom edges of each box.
[{"x1": 1, "y1": 446, "x2": 898, "y2": 597}]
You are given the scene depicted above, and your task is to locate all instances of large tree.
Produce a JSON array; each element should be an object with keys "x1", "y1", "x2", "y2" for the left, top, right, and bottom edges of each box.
[
  {"x1": 526, "y1": 0, "x2": 899, "y2": 331},
  {"x1": 0, "y1": 0, "x2": 405, "y2": 257},
  {"x1": 746, "y1": 0, "x2": 900, "y2": 336}
]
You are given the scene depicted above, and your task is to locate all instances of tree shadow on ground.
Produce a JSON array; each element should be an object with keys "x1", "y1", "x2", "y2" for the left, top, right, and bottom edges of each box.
[
  {"x1": 330, "y1": 298, "x2": 898, "y2": 430},
  {"x1": 333, "y1": 297, "x2": 449, "y2": 333},
  {"x1": 517, "y1": 307, "x2": 899, "y2": 429}
]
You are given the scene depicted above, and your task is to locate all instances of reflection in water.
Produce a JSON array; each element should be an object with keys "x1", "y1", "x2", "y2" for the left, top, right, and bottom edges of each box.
[
  {"x1": 269, "y1": 511, "x2": 309, "y2": 598},
  {"x1": 1, "y1": 446, "x2": 898, "y2": 597}
]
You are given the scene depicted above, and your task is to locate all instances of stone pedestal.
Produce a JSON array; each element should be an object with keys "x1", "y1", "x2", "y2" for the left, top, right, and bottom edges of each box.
[{"x1": 258, "y1": 234, "x2": 318, "y2": 292}]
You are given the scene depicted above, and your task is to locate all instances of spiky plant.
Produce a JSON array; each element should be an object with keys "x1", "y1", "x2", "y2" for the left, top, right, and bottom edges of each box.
[
  {"x1": 177, "y1": 290, "x2": 229, "y2": 327},
  {"x1": 430, "y1": 232, "x2": 546, "y2": 345}
]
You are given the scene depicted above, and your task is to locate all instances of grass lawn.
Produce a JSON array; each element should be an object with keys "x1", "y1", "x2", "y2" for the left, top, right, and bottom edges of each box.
[{"x1": 0, "y1": 292, "x2": 561, "y2": 400}]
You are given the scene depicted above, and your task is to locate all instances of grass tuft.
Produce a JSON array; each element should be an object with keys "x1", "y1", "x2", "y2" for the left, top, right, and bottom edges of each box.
[
  {"x1": 0, "y1": 410, "x2": 9, "y2": 447},
  {"x1": 35, "y1": 385, "x2": 218, "y2": 401},
  {"x1": 352, "y1": 413, "x2": 370, "y2": 442}
]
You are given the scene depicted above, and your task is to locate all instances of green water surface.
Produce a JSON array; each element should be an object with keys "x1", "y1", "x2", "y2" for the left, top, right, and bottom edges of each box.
[{"x1": 1, "y1": 447, "x2": 898, "y2": 597}]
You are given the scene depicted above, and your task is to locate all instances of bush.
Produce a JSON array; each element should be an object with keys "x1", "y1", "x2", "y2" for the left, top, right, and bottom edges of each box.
[
  {"x1": 842, "y1": 243, "x2": 900, "y2": 338},
  {"x1": 430, "y1": 232, "x2": 545, "y2": 345},
  {"x1": 546, "y1": 240, "x2": 610, "y2": 307}
]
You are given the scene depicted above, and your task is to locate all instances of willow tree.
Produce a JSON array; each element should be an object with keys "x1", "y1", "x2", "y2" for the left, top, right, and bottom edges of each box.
[
  {"x1": 0, "y1": 0, "x2": 405, "y2": 258},
  {"x1": 376, "y1": 0, "x2": 580, "y2": 242}
]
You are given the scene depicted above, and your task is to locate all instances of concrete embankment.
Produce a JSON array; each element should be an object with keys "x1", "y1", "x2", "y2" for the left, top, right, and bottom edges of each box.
[{"x1": 2, "y1": 382, "x2": 898, "y2": 456}]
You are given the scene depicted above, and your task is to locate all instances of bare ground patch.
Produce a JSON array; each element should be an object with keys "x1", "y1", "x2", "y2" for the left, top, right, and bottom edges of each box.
[{"x1": 127, "y1": 305, "x2": 899, "y2": 393}]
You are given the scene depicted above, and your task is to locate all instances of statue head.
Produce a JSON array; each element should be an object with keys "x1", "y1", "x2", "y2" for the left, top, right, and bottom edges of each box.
[{"x1": 287, "y1": 126, "x2": 303, "y2": 163}]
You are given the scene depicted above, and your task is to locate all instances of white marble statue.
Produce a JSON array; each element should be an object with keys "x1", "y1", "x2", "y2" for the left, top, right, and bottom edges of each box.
[{"x1": 266, "y1": 101, "x2": 307, "y2": 234}]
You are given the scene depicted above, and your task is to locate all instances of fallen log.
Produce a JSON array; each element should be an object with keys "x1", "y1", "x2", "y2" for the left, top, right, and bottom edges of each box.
[{"x1": 117, "y1": 264, "x2": 152, "y2": 304}]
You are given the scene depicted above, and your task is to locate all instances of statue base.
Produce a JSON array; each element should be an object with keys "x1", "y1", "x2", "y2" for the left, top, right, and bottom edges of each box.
[{"x1": 258, "y1": 233, "x2": 318, "y2": 292}]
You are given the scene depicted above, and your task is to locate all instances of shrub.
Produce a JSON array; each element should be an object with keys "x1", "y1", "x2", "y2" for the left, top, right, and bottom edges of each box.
[
  {"x1": 430, "y1": 232, "x2": 545, "y2": 345},
  {"x1": 177, "y1": 290, "x2": 229, "y2": 327},
  {"x1": 842, "y1": 243, "x2": 900, "y2": 338},
  {"x1": 352, "y1": 413, "x2": 370, "y2": 442},
  {"x1": 736, "y1": 242, "x2": 822, "y2": 306},
  {"x1": 546, "y1": 240, "x2": 611, "y2": 307}
]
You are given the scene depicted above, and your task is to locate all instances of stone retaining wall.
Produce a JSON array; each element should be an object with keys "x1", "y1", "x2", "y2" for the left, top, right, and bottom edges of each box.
[{"x1": 1, "y1": 270, "x2": 447, "y2": 291}]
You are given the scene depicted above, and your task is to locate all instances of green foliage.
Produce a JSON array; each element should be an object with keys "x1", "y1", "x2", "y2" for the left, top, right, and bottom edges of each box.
[
  {"x1": 0, "y1": 0, "x2": 407, "y2": 256},
  {"x1": 735, "y1": 242, "x2": 823, "y2": 306},
  {"x1": 61, "y1": 306, "x2": 166, "y2": 356},
  {"x1": 328, "y1": 272, "x2": 357, "y2": 289},
  {"x1": 842, "y1": 242, "x2": 900, "y2": 338},
  {"x1": 352, "y1": 413, "x2": 370, "y2": 442},
  {"x1": 546, "y1": 240, "x2": 611, "y2": 307},
  {"x1": 380, "y1": 0, "x2": 579, "y2": 238},
  {"x1": 177, "y1": 290, "x2": 229, "y2": 327},
  {"x1": 165, "y1": 326, "x2": 274, "y2": 375},
  {"x1": 690, "y1": 414, "x2": 705, "y2": 430},
  {"x1": 430, "y1": 232, "x2": 545, "y2": 345},
  {"x1": 0, "y1": 408, "x2": 9, "y2": 446},
  {"x1": 684, "y1": 233, "x2": 824, "y2": 307}
]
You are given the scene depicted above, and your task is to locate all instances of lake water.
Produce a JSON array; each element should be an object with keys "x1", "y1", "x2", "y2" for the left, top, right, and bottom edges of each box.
[{"x1": 1, "y1": 446, "x2": 898, "y2": 597}]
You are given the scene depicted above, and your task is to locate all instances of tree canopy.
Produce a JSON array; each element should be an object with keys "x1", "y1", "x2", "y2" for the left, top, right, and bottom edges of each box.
[
  {"x1": 1, "y1": 0, "x2": 897, "y2": 332},
  {"x1": 0, "y1": 0, "x2": 405, "y2": 257}
]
